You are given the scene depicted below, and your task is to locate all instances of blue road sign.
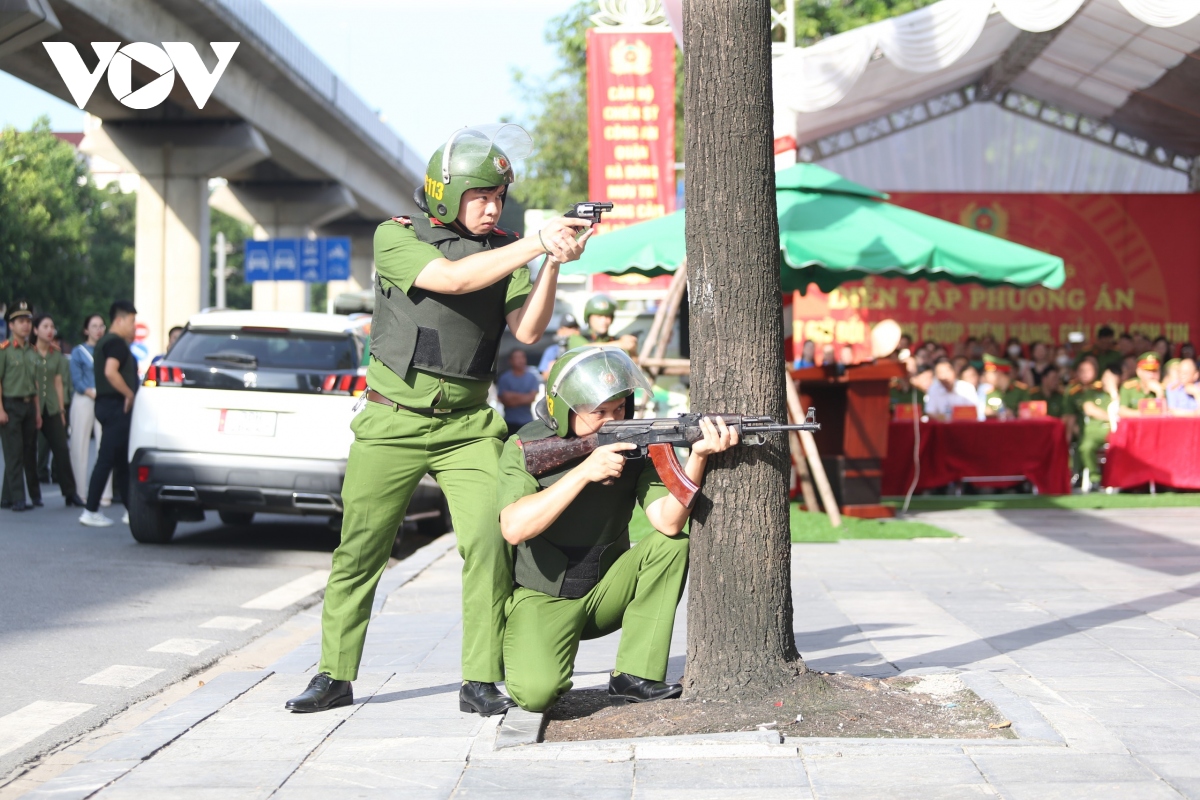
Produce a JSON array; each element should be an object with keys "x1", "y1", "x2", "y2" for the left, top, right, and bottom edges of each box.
[
  {"x1": 324, "y1": 237, "x2": 351, "y2": 281},
  {"x1": 243, "y1": 237, "x2": 353, "y2": 283},
  {"x1": 244, "y1": 240, "x2": 272, "y2": 282}
]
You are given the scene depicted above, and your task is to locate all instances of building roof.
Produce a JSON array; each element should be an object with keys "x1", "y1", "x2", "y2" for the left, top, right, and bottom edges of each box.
[{"x1": 773, "y1": 0, "x2": 1200, "y2": 174}]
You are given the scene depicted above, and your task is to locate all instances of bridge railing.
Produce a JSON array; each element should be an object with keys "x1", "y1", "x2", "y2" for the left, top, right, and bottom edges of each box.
[{"x1": 212, "y1": 0, "x2": 426, "y2": 179}]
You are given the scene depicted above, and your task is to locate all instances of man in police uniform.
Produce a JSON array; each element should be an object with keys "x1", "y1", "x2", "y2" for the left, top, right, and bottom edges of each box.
[
  {"x1": 982, "y1": 355, "x2": 1030, "y2": 417},
  {"x1": 0, "y1": 301, "x2": 41, "y2": 512},
  {"x1": 1028, "y1": 368, "x2": 1066, "y2": 418},
  {"x1": 568, "y1": 294, "x2": 638, "y2": 354},
  {"x1": 1079, "y1": 367, "x2": 1121, "y2": 489},
  {"x1": 1118, "y1": 352, "x2": 1165, "y2": 414},
  {"x1": 286, "y1": 125, "x2": 592, "y2": 715},
  {"x1": 498, "y1": 347, "x2": 737, "y2": 711}
]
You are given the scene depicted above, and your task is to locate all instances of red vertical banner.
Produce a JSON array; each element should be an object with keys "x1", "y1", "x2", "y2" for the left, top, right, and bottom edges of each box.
[{"x1": 587, "y1": 28, "x2": 676, "y2": 235}]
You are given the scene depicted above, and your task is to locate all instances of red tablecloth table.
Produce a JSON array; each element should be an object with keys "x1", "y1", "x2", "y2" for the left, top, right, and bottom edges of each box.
[
  {"x1": 883, "y1": 418, "x2": 1071, "y2": 496},
  {"x1": 1104, "y1": 417, "x2": 1200, "y2": 490}
]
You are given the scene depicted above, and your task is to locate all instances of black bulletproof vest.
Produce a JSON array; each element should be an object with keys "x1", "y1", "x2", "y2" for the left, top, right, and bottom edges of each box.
[
  {"x1": 511, "y1": 420, "x2": 643, "y2": 598},
  {"x1": 371, "y1": 215, "x2": 519, "y2": 382}
]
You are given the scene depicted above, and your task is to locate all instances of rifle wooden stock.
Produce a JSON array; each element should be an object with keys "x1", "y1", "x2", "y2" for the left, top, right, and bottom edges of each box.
[
  {"x1": 647, "y1": 443, "x2": 698, "y2": 507},
  {"x1": 520, "y1": 433, "x2": 598, "y2": 475}
]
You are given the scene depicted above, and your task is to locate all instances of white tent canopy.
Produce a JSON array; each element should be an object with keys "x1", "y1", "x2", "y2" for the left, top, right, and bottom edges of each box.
[{"x1": 769, "y1": 0, "x2": 1200, "y2": 189}]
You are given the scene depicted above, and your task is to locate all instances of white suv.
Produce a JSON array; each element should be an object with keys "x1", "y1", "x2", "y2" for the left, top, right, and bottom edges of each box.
[{"x1": 127, "y1": 310, "x2": 447, "y2": 545}]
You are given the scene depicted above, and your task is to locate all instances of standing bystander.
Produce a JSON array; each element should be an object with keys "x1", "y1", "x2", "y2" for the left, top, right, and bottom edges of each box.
[
  {"x1": 79, "y1": 301, "x2": 138, "y2": 528},
  {"x1": 69, "y1": 314, "x2": 113, "y2": 507},
  {"x1": 497, "y1": 349, "x2": 541, "y2": 438},
  {"x1": 30, "y1": 315, "x2": 83, "y2": 507}
]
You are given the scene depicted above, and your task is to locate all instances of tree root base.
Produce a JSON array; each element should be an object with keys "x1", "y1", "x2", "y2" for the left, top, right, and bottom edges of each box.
[{"x1": 542, "y1": 672, "x2": 1015, "y2": 743}]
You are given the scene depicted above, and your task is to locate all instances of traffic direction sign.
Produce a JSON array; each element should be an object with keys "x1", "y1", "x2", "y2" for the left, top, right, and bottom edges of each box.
[{"x1": 243, "y1": 237, "x2": 352, "y2": 282}]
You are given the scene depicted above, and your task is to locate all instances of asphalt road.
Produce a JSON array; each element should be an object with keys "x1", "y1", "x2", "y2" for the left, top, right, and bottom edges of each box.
[{"x1": 0, "y1": 493, "x2": 429, "y2": 781}]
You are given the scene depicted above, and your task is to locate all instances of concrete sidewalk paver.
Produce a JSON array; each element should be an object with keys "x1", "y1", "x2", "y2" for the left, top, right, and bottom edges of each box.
[{"x1": 24, "y1": 508, "x2": 1200, "y2": 799}]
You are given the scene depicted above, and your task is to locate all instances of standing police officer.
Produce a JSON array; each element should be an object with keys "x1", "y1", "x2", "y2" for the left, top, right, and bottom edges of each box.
[
  {"x1": 0, "y1": 301, "x2": 41, "y2": 512},
  {"x1": 287, "y1": 125, "x2": 592, "y2": 715}
]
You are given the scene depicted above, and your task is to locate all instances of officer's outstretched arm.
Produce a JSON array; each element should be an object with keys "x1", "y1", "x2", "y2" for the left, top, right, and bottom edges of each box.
[
  {"x1": 501, "y1": 443, "x2": 635, "y2": 545},
  {"x1": 413, "y1": 217, "x2": 589, "y2": 295},
  {"x1": 645, "y1": 417, "x2": 738, "y2": 536}
]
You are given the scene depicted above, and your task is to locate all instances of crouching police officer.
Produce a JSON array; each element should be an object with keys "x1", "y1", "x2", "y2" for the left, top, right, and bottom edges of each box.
[
  {"x1": 497, "y1": 347, "x2": 737, "y2": 712},
  {"x1": 286, "y1": 125, "x2": 592, "y2": 716}
]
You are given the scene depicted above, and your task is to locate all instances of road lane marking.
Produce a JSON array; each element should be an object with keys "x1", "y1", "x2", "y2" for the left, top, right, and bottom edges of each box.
[
  {"x1": 147, "y1": 638, "x2": 219, "y2": 656},
  {"x1": 199, "y1": 616, "x2": 261, "y2": 631},
  {"x1": 79, "y1": 665, "x2": 164, "y2": 688},
  {"x1": 0, "y1": 701, "x2": 94, "y2": 757},
  {"x1": 241, "y1": 570, "x2": 330, "y2": 611}
]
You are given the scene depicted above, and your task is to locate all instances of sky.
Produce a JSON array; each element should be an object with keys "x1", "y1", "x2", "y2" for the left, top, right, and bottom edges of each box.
[{"x1": 0, "y1": 0, "x2": 567, "y2": 161}]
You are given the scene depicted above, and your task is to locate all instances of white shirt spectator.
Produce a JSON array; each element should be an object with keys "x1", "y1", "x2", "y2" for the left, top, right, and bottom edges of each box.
[{"x1": 925, "y1": 378, "x2": 980, "y2": 419}]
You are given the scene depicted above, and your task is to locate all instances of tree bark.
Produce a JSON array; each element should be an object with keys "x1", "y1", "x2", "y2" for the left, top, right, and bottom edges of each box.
[{"x1": 682, "y1": 0, "x2": 803, "y2": 697}]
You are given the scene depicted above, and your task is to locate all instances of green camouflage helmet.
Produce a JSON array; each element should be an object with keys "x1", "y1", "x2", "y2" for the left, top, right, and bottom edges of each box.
[
  {"x1": 422, "y1": 123, "x2": 532, "y2": 224},
  {"x1": 539, "y1": 345, "x2": 653, "y2": 437},
  {"x1": 583, "y1": 294, "x2": 618, "y2": 321}
]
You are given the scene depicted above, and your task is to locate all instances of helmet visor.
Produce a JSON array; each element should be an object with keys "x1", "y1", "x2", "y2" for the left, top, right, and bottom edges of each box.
[
  {"x1": 553, "y1": 347, "x2": 654, "y2": 414},
  {"x1": 444, "y1": 123, "x2": 533, "y2": 181}
]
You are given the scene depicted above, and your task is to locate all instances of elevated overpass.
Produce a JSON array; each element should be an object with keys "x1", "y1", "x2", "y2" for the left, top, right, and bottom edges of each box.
[{"x1": 0, "y1": 0, "x2": 426, "y2": 350}]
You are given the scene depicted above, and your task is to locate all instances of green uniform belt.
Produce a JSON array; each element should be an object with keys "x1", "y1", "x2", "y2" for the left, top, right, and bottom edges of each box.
[
  {"x1": 4, "y1": 396, "x2": 35, "y2": 403},
  {"x1": 365, "y1": 388, "x2": 456, "y2": 415}
]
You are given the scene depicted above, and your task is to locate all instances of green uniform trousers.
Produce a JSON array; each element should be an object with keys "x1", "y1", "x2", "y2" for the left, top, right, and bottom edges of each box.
[
  {"x1": 1079, "y1": 421, "x2": 1110, "y2": 480},
  {"x1": 35, "y1": 408, "x2": 74, "y2": 497},
  {"x1": 1, "y1": 398, "x2": 40, "y2": 505},
  {"x1": 319, "y1": 401, "x2": 511, "y2": 683},
  {"x1": 503, "y1": 531, "x2": 690, "y2": 713}
]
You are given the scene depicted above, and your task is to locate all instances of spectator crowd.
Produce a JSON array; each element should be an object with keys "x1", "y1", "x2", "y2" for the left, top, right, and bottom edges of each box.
[{"x1": 871, "y1": 326, "x2": 1199, "y2": 491}]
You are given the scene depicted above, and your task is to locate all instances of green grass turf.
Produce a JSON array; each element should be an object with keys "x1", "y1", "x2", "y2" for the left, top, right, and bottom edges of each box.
[
  {"x1": 628, "y1": 502, "x2": 956, "y2": 543},
  {"x1": 882, "y1": 493, "x2": 1200, "y2": 511}
]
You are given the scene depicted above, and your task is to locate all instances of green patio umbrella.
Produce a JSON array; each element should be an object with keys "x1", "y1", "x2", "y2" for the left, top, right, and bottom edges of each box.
[{"x1": 565, "y1": 163, "x2": 1065, "y2": 291}]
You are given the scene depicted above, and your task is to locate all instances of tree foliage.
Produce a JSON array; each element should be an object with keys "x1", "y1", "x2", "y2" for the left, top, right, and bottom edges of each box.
[
  {"x1": 510, "y1": 1, "x2": 683, "y2": 211},
  {"x1": 790, "y1": 0, "x2": 938, "y2": 45},
  {"x1": 514, "y1": 1, "x2": 932, "y2": 209},
  {"x1": 0, "y1": 119, "x2": 134, "y2": 342}
]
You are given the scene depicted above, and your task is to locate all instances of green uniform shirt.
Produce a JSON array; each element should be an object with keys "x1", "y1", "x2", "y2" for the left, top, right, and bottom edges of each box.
[
  {"x1": 1078, "y1": 385, "x2": 1112, "y2": 430},
  {"x1": 986, "y1": 381, "x2": 1031, "y2": 414},
  {"x1": 0, "y1": 337, "x2": 37, "y2": 398},
  {"x1": 1119, "y1": 379, "x2": 1153, "y2": 410},
  {"x1": 32, "y1": 346, "x2": 68, "y2": 415},
  {"x1": 498, "y1": 427, "x2": 669, "y2": 597},
  {"x1": 566, "y1": 332, "x2": 616, "y2": 349},
  {"x1": 367, "y1": 220, "x2": 532, "y2": 408},
  {"x1": 1028, "y1": 387, "x2": 1066, "y2": 418}
]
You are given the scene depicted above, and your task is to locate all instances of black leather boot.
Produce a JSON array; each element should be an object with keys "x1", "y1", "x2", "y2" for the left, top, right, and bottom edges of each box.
[
  {"x1": 608, "y1": 671, "x2": 683, "y2": 703},
  {"x1": 65, "y1": 493, "x2": 87, "y2": 507},
  {"x1": 459, "y1": 681, "x2": 516, "y2": 716},
  {"x1": 284, "y1": 673, "x2": 353, "y2": 713}
]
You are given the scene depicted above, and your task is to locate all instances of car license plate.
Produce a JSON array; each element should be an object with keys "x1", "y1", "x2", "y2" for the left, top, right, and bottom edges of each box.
[{"x1": 218, "y1": 409, "x2": 277, "y2": 437}]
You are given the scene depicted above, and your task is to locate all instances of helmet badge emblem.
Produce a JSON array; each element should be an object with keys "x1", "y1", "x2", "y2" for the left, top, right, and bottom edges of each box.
[
  {"x1": 600, "y1": 370, "x2": 617, "y2": 387},
  {"x1": 494, "y1": 155, "x2": 510, "y2": 174}
]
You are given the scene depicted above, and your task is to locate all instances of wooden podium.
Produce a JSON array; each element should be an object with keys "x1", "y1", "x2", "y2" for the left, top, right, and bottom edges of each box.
[{"x1": 791, "y1": 361, "x2": 905, "y2": 518}]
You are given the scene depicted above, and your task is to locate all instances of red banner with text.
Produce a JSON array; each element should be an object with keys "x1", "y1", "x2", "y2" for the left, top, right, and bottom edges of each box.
[
  {"x1": 794, "y1": 194, "x2": 1200, "y2": 360},
  {"x1": 586, "y1": 28, "x2": 675, "y2": 235}
]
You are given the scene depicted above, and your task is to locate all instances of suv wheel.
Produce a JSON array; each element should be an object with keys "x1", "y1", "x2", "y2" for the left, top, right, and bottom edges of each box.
[
  {"x1": 129, "y1": 492, "x2": 178, "y2": 544},
  {"x1": 219, "y1": 510, "x2": 255, "y2": 526}
]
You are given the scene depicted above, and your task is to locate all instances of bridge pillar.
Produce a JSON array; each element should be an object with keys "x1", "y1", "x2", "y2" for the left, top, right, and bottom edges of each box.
[
  {"x1": 317, "y1": 221, "x2": 378, "y2": 312},
  {"x1": 81, "y1": 121, "x2": 269, "y2": 353},
  {"x1": 210, "y1": 183, "x2": 357, "y2": 313}
]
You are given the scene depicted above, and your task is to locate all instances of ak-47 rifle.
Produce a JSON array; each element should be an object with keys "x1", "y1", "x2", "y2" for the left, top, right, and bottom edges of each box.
[{"x1": 520, "y1": 409, "x2": 821, "y2": 507}]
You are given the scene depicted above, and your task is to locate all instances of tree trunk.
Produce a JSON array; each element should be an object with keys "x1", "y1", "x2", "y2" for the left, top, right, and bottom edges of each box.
[{"x1": 682, "y1": 0, "x2": 803, "y2": 698}]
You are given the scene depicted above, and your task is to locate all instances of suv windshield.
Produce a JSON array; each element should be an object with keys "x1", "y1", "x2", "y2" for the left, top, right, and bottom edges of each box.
[{"x1": 170, "y1": 329, "x2": 358, "y2": 371}]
